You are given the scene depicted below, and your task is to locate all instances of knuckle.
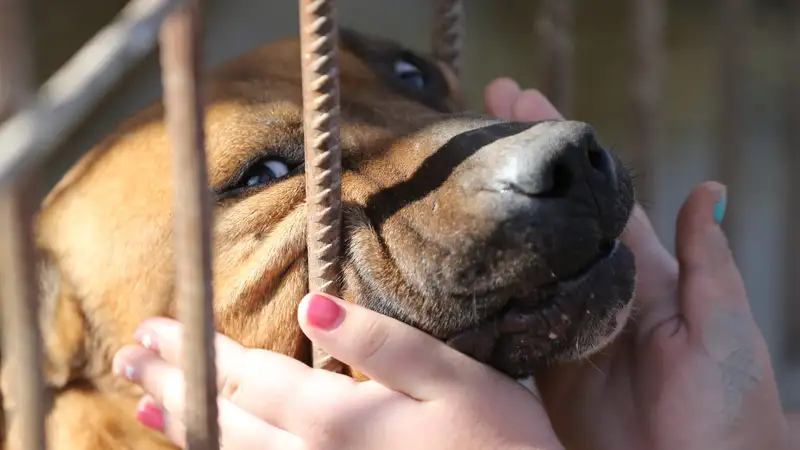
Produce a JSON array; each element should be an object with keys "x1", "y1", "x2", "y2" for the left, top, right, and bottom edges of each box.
[{"x1": 351, "y1": 319, "x2": 390, "y2": 365}]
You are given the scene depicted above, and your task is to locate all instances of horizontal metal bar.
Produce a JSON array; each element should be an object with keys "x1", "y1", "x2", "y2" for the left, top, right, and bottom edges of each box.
[{"x1": 0, "y1": 0, "x2": 183, "y2": 187}]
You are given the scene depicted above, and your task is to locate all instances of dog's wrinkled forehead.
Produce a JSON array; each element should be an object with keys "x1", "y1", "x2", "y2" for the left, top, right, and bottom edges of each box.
[
  {"x1": 196, "y1": 28, "x2": 464, "y2": 190},
  {"x1": 38, "y1": 29, "x2": 466, "y2": 240}
]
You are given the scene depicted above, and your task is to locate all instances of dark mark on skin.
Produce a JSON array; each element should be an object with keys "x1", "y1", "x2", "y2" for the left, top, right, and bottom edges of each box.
[{"x1": 702, "y1": 310, "x2": 763, "y2": 423}]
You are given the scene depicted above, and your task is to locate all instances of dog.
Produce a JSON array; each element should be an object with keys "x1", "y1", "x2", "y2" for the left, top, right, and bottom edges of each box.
[{"x1": 1, "y1": 28, "x2": 636, "y2": 449}]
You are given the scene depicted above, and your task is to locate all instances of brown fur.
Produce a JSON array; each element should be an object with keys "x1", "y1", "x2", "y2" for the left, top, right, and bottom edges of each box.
[{"x1": 1, "y1": 30, "x2": 635, "y2": 449}]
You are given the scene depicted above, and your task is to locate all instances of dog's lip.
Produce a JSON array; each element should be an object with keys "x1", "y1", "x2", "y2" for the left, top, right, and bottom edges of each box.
[
  {"x1": 534, "y1": 238, "x2": 620, "y2": 294},
  {"x1": 444, "y1": 238, "x2": 623, "y2": 342}
]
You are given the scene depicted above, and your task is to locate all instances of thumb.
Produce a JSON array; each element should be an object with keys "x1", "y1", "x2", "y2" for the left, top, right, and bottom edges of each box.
[
  {"x1": 674, "y1": 182, "x2": 751, "y2": 329},
  {"x1": 621, "y1": 205, "x2": 680, "y2": 335},
  {"x1": 297, "y1": 293, "x2": 478, "y2": 400}
]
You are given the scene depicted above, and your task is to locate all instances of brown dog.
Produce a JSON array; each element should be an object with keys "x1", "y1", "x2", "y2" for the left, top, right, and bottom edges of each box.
[{"x1": 1, "y1": 29, "x2": 636, "y2": 449}]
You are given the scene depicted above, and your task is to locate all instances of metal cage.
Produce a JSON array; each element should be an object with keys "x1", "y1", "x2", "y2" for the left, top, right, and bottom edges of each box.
[{"x1": 1, "y1": 0, "x2": 796, "y2": 448}]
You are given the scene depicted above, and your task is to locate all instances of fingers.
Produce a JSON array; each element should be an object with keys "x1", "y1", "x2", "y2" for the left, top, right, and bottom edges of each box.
[
  {"x1": 483, "y1": 77, "x2": 562, "y2": 122},
  {"x1": 673, "y1": 182, "x2": 751, "y2": 327},
  {"x1": 132, "y1": 317, "x2": 248, "y2": 391},
  {"x1": 135, "y1": 394, "x2": 303, "y2": 450},
  {"x1": 511, "y1": 89, "x2": 563, "y2": 122},
  {"x1": 620, "y1": 205, "x2": 680, "y2": 335},
  {"x1": 484, "y1": 77, "x2": 521, "y2": 119},
  {"x1": 114, "y1": 344, "x2": 304, "y2": 450},
  {"x1": 297, "y1": 293, "x2": 479, "y2": 401},
  {"x1": 119, "y1": 318, "x2": 322, "y2": 425}
]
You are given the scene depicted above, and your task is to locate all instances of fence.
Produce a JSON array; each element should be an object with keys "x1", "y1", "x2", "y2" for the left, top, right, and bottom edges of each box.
[{"x1": 0, "y1": 0, "x2": 796, "y2": 448}]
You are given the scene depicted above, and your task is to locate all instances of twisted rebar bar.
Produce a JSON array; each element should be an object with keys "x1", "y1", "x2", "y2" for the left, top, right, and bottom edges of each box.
[
  {"x1": 432, "y1": 0, "x2": 465, "y2": 80},
  {"x1": 299, "y1": 0, "x2": 345, "y2": 372}
]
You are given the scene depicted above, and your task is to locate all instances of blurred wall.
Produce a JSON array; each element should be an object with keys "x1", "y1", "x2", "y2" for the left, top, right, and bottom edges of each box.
[{"x1": 28, "y1": 0, "x2": 800, "y2": 407}]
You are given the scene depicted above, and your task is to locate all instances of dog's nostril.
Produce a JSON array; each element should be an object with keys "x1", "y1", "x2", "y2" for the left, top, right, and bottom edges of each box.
[
  {"x1": 597, "y1": 239, "x2": 615, "y2": 256},
  {"x1": 588, "y1": 147, "x2": 609, "y2": 174},
  {"x1": 549, "y1": 163, "x2": 572, "y2": 197}
]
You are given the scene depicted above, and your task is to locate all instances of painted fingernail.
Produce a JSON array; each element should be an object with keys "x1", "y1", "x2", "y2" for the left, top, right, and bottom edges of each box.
[
  {"x1": 714, "y1": 188, "x2": 728, "y2": 224},
  {"x1": 305, "y1": 294, "x2": 344, "y2": 330},
  {"x1": 112, "y1": 352, "x2": 139, "y2": 381},
  {"x1": 137, "y1": 398, "x2": 165, "y2": 432},
  {"x1": 133, "y1": 329, "x2": 158, "y2": 352}
]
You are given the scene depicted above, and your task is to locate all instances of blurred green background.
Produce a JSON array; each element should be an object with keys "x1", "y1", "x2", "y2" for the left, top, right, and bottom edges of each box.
[{"x1": 27, "y1": 0, "x2": 800, "y2": 407}]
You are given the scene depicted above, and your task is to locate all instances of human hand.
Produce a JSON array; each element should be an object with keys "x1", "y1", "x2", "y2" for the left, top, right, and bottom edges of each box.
[
  {"x1": 483, "y1": 77, "x2": 792, "y2": 450},
  {"x1": 112, "y1": 293, "x2": 565, "y2": 450}
]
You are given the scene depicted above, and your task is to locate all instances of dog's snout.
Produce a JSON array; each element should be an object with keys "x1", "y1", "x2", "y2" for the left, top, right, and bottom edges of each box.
[{"x1": 497, "y1": 121, "x2": 616, "y2": 199}]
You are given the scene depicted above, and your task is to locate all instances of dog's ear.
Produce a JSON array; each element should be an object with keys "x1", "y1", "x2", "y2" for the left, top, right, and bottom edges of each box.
[
  {"x1": 1, "y1": 250, "x2": 86, "y2": 405},
  {"x1": 36, "y1": 251, "x2": 87, "y2": 389}
]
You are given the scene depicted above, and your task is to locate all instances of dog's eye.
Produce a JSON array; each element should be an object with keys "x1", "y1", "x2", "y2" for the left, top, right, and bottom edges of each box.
[
  {"x1": 393, "y1": 57, "x2": 426, "y2": 90},
  {"x1": 240, "y1": 158, "x2": 290, "y2": 188}
]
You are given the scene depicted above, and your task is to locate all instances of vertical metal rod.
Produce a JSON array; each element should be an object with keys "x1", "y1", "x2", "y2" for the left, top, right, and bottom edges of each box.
[
  {"x1": 631, "y1": 0, "x2": 665, "y2": 205},
  {"x1": 716, "y1": 0, "x2": 749, "y2": 244},
  {"x1": 299, "y1": 0, "x2": 344, "y2": 371},
  {"x1": 537, "y1": 0, "x2": 573, "y2": 116},
  {"x1": 786, "y1": 0, "x2": 800, "y2": 356},
  {"x1": 158, "y1": 1, "x2": 219, "y2": 449},
  {"x1": 432, "y1": 0, "x2": 465, "y2": 80},
  {"x1": 0, "y1": 0, "x2": 46, "y2": 448}
]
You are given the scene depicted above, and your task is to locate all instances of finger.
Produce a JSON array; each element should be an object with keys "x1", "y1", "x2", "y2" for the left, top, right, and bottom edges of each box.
[
  {"x1": 116, "y1": 345, "x2": 313, "y2": 446},
  {"x1": 132, "y1": 317, "x2": 249, "y2": 388},
  {"x1": 113, "y1": 345, "x2": 189, "y2": 420},
  {"x1": 484, "y1": 77, "x2": 521, "y2": 119},
  {"x1": 119, "y1": 324, "x2": 322, "y2": 426},
  {"x1": 298, "y1": 292, "x2": 479, "y2": 401},
  {"x1": 511, "y1": 89, "x2": 563, "y2": 122},
  {"x1": 674, "y1": 182, "x2": 750, "y2": 322},
  {"x1": 620, "y1": 205, "x2": 680, "y2": 335},
  {"x1": 136, "y1": 394, "x2": 304, "y2": 450}
]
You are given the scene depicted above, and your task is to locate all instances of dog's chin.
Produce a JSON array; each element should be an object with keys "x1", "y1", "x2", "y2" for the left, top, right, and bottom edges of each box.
[{"x1": 446, "y1": 241, "x2": 636, "y2": 379}]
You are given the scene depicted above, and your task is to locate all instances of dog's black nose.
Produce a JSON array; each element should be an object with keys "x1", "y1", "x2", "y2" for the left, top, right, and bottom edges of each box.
[{"x1": 491, "y1": 120, "x2": 617, "y2": 199}]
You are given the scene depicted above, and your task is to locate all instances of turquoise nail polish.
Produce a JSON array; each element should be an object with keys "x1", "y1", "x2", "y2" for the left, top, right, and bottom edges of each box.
[{"x1": 714, "y1": 192, "x2": 727, "y2": 223}]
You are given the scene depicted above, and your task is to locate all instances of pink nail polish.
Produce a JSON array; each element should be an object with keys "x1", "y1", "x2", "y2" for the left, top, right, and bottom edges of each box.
[
  {"x1": 112, "y1": 354, "x2": 138, "y2": 381},
  {"x1": 133, "y1": 329, "x2": 158, "y2": 352},
  {"x1": 137, "y1": 400, "x2": 165, "y2": 431},
  {"x1": 305, "y1": 294, "x2": 344, "y2": 330}
]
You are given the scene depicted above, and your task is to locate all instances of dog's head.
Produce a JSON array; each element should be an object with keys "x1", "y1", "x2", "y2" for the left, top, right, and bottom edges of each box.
[{"x1": 34, "y1": 29, "x2": 635, "y2": 386}]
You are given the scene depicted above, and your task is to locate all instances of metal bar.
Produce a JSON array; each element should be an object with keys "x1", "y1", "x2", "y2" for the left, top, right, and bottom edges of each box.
[
  {"x1": 299, "y1": 0, "x2": 344, "y2": 372},
  {"x1": 432, "y1": 0, "x2": 465, "y2": 80},
  {"x1": 716, "y1": 0, "x2": 749, "y2": 243},
  {"x1": 536, "y1": 0, "x2": 573, "y2": 116},
  {"x1": 631, "y1": 0, "x2": 665, "y2": 205},
  {"x1": 158, "y1": 1, "x2": 219, "y2": 449},
  {"x1": 0, "y1": 0, "x2": 182, "y2": 187},
  {"x1": 786, "y1": 0, "x2": 800, "y2": 357},
  {"x1": 0, "y1": 0, "x2": 46, "y2": 447}
]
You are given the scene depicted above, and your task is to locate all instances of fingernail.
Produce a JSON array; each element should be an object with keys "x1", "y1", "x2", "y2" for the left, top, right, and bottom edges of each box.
[
  {"x1": 137, "y1": 397, "x2": 165, "y2": 431},
  {"x1": 714, "y1": 188, "x2": 728, "y2": 224},
  {"x1": 133, "y1": 328, "x2": 158, "y2": 352},
  {"x1": 112, "y1": 352, "x2": 139, "y2": 381},
  {"x1": 305, "y1": 294, "x2": 344, "y2": 330}
]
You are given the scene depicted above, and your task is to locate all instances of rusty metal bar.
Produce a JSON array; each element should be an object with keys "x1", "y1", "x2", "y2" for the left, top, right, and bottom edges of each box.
[
  {"x1": 631, "y1": 0, "x2": 665, "y2": 204},
  {"x1": 786, "y1": 0, "x2": 800, "y2": 356},
  {"x1": 0, "y1": 0, "x2": 46, "y2": 448},
  {"x1": 716, "y1": 0, "x2": 750, "y2": 243},
  {"x1": 158, "y1": 1, "x2": 219, "y2": 449},
  {"x1": 0, "y1": 0, "x2": 181, "y2": 187},
  {"x1": 432, "y1": 0, "x2": 465, "y2": 80},
  {"x1": 536, "y1": 0, "x2": 573, "y2": 115},
  {"x1": 299, "y1": 0, "x2": 344, "y2": 372}
]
